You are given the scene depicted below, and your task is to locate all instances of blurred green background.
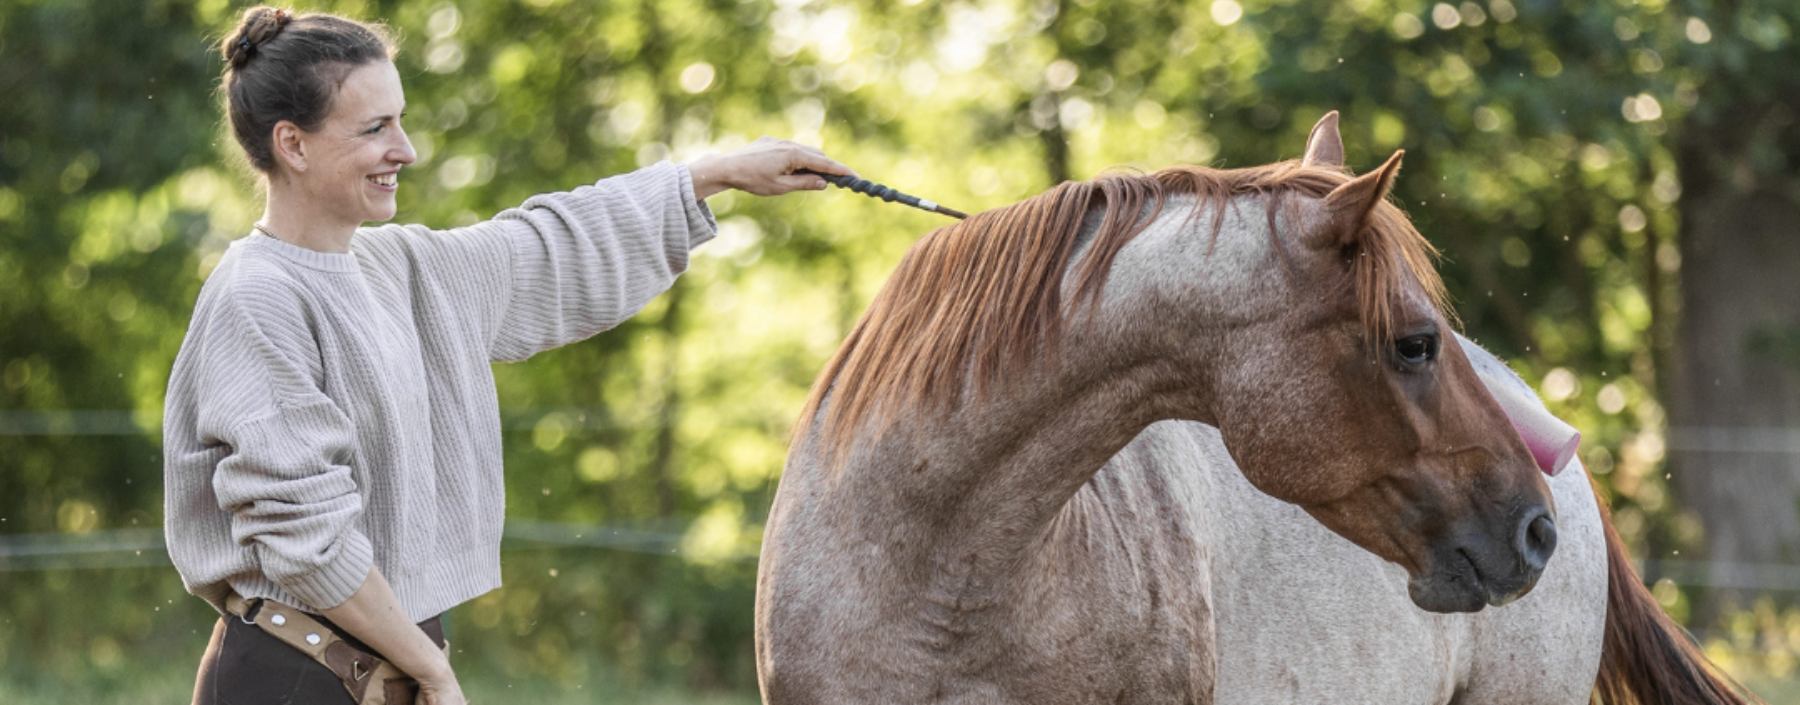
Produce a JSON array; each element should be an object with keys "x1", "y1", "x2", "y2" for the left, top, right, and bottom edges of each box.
[{"x1": 3, "y1": 0, "x2": 1799, "y2": 702}]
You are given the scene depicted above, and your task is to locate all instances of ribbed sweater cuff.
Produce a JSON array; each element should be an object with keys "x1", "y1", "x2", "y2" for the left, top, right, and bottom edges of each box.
[
  {"x1": 277, "y1": 528, "x2": 375, "y2": 610},
  {"x1": 670, "y1": 162, "x2": 719, "y2": 249}
]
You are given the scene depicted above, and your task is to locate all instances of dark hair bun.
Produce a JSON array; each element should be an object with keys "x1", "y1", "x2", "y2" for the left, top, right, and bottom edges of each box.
[
  {"x1": 223, "y1": 7, "x2": 292, "y2": 70},
  {"x1": 219, "y1": 7, "x2": 393, "y2": 173}
]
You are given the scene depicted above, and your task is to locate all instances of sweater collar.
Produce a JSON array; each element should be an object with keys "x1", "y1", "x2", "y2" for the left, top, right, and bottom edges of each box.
[{"x1": 236, "y1": 230, "x2": 361, "y2": 273}]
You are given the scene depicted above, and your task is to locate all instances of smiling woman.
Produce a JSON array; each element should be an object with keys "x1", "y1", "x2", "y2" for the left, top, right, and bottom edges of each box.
[
  {"x1": 165, "y1": 6, "x2": 856, "y2": 705},
  {"x1": 259, "y1": 57, "x2": 418, "y2": 244}
]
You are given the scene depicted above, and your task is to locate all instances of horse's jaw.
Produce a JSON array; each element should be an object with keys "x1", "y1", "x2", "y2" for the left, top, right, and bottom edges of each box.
[{"x1": 1405, "y1": 554, "x2": 1545, "y2": 614}]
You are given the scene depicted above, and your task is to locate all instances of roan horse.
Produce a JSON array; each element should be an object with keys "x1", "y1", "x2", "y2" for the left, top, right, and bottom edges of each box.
[{"x1": 758, "y1": 113, "x2": 1566, "y2": 703}]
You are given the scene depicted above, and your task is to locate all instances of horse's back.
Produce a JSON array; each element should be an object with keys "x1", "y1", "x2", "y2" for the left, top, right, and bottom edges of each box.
[{"x1": 1153, "y1": 419, "x2": 1605, "y2": 704}]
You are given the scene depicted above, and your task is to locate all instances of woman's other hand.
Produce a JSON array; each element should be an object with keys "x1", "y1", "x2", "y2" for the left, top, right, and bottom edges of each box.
[
  {"x1": 417, "y1": 665, "x2": 469, "y2": 705},
  {"x1": 689, "y1": 137, "x2": 855, "y2": 199}
]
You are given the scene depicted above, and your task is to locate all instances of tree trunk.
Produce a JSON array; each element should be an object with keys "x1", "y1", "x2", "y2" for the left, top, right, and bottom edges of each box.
[{"x1": 1668, "y1": 112, "x2": 1800, "y2": 626}]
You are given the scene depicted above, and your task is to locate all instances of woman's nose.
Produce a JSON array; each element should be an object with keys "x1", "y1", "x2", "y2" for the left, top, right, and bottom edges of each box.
[{"x1": 391, "y1": 128, "x2": 417, "y2": 166}]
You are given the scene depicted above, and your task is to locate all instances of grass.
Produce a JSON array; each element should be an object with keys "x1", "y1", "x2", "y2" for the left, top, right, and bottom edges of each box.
[
  {"x1": 0, "y1": 671, "x2": 760, "y2": 705},
  {"x1": 1744, "y1": 674, "x2": 1800, "y2": 705},
  {"x1": 4, "y1": 666, "x2": 1793, "y2": 704}
]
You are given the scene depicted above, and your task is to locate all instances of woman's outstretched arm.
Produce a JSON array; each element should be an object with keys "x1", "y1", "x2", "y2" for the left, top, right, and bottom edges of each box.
[{"x1": 352, "y1": 139, "x2": 856, "y2": 362}]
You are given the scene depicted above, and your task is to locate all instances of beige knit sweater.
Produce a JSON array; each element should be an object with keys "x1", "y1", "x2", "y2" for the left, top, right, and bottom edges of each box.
[{"x1": 162, "y1": 162, "x2": 716, "y2": 621}]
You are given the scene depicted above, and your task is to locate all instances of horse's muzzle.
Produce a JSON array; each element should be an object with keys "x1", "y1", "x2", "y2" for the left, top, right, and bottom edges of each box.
[{"x1": 1407, "y1": 507, "x2": 1558, "y2": 613}]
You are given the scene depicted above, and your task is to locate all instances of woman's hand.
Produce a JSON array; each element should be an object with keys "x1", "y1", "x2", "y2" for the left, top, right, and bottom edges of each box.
[
  {"x1": 688, "y1": 137, "x2": 855, "y2": 199},
  {"x1": 417, "y1": 666, "x2": 469, "y2": 705},
  {"x1": 320, "y1": 569, "x2": 468, "y2": 704}
]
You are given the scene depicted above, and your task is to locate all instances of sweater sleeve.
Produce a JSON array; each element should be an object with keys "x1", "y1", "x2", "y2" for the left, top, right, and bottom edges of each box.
[
  {"x1": 355, "y1": 160, "x2": 717, "y2": 362},
  {"x1": 192, "y1": 286, "x2": 374, "y2": 610}
]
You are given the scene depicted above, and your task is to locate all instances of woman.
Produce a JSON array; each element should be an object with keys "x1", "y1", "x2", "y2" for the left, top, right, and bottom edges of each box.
[{"x1": 162, "y1": 7, "x2": 853, "y2": 704}]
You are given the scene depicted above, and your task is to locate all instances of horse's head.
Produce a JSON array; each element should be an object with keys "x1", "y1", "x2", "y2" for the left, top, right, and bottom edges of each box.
[{"x1": 1200, "y1": 113, "x2": 1556, "y2": 613}]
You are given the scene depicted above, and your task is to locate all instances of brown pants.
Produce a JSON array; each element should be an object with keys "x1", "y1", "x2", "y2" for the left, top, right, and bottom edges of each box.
[{"x1": 190, "y1": 610, "x2": 446, "y2": 705}]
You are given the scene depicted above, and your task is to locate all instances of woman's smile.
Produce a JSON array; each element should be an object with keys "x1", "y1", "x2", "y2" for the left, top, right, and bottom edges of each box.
[{"x1": 367, "y1": 170, "x2": 399, "y2": 191}]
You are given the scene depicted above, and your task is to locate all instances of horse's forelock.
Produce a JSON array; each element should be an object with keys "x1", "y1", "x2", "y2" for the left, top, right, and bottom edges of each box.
[{"x1": 1354, "y1": 201, "x2": 1453, "y2": 353}]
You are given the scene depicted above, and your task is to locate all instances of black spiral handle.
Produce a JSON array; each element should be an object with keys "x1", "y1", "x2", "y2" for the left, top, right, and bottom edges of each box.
[{"x1": 800, "y1": 169, "x2": 969, "y2": 220}]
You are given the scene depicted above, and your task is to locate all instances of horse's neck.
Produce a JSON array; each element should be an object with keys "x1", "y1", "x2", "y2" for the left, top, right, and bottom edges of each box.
[{"x1": 813, "y1": 196, "x2": 1277, "y2": 586}]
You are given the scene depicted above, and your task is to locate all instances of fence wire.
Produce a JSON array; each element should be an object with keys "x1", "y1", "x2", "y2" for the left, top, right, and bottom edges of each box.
[
  {"x1": 4, "y1": 526, "x2": 1800, "y2": 594},
  {"x1": 6, "y1": 410, "x2": 1800, "y2": 455},
  {"x1": 0, "y1": 521, "x2": 751, "y2": 573}
]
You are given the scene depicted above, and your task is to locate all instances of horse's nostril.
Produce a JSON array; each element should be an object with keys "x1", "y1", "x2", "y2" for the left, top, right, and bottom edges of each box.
[{"x1": 1517, "y1": 511, "x2": 1557, "y2": 572}]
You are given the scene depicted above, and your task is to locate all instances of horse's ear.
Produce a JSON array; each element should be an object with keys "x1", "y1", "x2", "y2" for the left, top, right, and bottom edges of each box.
[
  {"x1": 1307, "y1": 149, "x2": 1403, "y2": 250},
  {"x1": 1301, "y1": 111, "x2": 1344, "y2": 168}
]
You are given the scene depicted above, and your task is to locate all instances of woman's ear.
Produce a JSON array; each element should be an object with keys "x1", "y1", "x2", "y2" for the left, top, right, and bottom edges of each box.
[{"x1": 272, "y1": 120, "x2": 308, "y2": 174}]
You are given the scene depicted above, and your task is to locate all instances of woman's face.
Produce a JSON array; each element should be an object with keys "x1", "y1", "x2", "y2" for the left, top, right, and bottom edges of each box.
[{"x1": 289, "y1": 60, "x2": 415, "y2": 226}]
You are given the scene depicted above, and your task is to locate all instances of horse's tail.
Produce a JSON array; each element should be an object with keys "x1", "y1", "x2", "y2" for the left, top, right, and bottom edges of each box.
[{"x1": 1593, "y1": 490, "x2": 1761, "y2": 705}]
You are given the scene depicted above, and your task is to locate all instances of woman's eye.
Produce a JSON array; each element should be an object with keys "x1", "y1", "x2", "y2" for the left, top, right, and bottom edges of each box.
[
  {"x1": 1395, "y1": 334, "x2": 1438, "y2": 366},
  {"x1": 367, "y1": 113, "x2": 405, "y2": 135}
]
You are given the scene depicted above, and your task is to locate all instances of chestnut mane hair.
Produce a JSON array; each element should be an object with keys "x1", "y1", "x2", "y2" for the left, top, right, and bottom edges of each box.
[{"x1": 798, "y1": 160, "x2": 1451, "y2": 458}]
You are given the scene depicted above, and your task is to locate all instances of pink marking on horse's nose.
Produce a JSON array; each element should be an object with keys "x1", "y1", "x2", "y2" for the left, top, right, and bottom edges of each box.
[{"x1": 1478, "y1": 371, "x2": 1581, "y2": 476}]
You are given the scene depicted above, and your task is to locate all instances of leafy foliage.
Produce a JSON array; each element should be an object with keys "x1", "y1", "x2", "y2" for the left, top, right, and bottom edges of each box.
[{"x1": 3, "y1": 0, "x2": 1797, "y2": 696}]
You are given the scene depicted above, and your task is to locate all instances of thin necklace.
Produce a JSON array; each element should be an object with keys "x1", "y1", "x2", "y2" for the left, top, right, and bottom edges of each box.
[{"x1": 251, "y1": 223, "x2": 279, "y2": 241}]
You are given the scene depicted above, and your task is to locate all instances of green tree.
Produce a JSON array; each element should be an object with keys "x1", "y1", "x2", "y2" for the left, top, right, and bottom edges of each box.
[{"x1": 3, "y1": 0, "x2": 1797, "y2": 699}]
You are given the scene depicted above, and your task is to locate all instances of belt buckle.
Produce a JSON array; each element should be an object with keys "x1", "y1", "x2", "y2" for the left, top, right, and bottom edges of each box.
[{"x1": 237, "y1": 597, "x2": 265, "y2": 625}]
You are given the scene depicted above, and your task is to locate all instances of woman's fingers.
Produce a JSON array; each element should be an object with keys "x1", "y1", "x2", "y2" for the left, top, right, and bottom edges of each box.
[
  {"x1": 740, "y1": 173, "x2": 828, "y2": 196},
  {"x1": 775, "y1": 172, "x2": 830, "y2": 193},
  {"x1": 746, "y1": 138, "x2": 852, "y2": 177},
  {"x1": 790, "y1": 149, "x2": 855, "y2": 178},
  {"x1": 745, "y1": 142, "x2": 850, "y2": 193}
]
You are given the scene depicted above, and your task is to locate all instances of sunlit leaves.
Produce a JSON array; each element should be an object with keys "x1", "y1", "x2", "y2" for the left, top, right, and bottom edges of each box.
[{"x1": 7, "y1": 0, "x2": 1800, "y2": 697}]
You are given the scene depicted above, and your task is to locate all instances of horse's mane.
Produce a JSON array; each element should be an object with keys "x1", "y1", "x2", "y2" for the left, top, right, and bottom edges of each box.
[{"x1": 797, "y1": 160, "x2": 1450, "y2": 458}]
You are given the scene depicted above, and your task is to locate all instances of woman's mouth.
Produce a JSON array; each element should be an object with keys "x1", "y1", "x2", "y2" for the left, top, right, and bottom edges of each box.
[{"x1": 367, "y1": 172, "x2": 399, "y2": 190}]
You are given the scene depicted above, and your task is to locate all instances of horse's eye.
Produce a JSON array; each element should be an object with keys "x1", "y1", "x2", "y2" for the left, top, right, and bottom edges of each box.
[{"x1": 1395, "y1": 334, "x2": 1438, "y2": 367}]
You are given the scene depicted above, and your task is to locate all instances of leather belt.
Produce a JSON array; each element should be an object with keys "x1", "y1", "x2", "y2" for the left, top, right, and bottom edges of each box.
[{"x1": 224, "y1": 592, "x2": 445, "y2": 705}]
